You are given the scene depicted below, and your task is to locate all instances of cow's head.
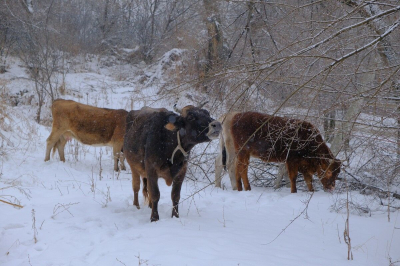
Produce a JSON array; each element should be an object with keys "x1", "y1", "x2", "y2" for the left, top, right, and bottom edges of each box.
[
  {"x1": 319, "y1": 158, "x2": 341, "y2": 191},
  {"x1": 168, "y1": 103, "x2": 222, "y2": 144}
]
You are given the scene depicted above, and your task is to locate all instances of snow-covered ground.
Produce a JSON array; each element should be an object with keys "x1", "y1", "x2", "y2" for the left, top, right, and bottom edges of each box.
[{"x1": 1, "y1": 56, "x2": 399, "y2": 266}]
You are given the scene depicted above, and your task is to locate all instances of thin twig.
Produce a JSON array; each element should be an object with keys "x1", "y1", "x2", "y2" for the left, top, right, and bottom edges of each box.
[
  {"x1": 264, "y1": 192, "x2": 314, "y2": 245},
  {"x1": 0, "y1": 199, "x2": 23, "y2": 208}
]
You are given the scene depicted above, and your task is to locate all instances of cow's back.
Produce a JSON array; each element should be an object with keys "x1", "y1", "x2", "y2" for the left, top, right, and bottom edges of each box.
[
  {"x1": 230, "y1": 112, "x2": 328, "y2": 162},
  {"x1": 51, "y1": 99, "x2": 128, "y2": 145}
]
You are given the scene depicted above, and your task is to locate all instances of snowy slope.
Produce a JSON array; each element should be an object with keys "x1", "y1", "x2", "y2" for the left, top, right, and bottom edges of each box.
[{"x1": 1, "y1": 57, "x2": 399, "y2": 266}]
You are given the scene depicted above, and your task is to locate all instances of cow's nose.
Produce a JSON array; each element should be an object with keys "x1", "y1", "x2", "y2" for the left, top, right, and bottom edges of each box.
[{"x1": 210, "y1": 121, "x2": 222, "y2": 130}]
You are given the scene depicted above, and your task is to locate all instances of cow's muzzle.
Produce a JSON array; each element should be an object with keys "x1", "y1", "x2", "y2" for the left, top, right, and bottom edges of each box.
[{"x1": 207, "y1": 120, "x2": 222, "y2": 140}]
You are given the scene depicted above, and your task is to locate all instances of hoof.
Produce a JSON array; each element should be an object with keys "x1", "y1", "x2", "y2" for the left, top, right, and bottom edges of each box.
[
  {"x1": 151, "y1": 213, "x2": 159, "y2": 222},
  {"x1": 172, "y1": 209, "x2": 179, "y2": 218}
]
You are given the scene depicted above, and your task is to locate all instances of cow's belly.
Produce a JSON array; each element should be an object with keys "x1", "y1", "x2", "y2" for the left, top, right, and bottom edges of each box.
[
  {"x1": 248, "y1": 140, "x2": 289, "y2": 163},
  {"x1": 67, "y1": 131, "x2": 113, "y2": 146},
  {"x1": 158, "y1": 168, "x2": 173, "y2": 186}
]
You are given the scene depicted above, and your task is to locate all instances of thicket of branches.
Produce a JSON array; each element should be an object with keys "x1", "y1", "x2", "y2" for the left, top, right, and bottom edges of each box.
[{"x1": 1, "y1": 0, "x2": 400, "y2": 211}]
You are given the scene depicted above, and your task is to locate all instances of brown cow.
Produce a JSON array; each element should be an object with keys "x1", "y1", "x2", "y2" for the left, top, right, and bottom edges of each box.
[
  {"x1": 215, "y1": 112, "x2": 341, "y2": 192},
  {"x1": 44, "y1": 99, "x2": 128, "y2": 171}
]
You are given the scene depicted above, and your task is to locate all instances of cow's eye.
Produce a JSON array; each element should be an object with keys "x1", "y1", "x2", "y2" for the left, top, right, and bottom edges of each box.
[{"x1": 187, "y1": 115, "x2": 195, "y2": 121}]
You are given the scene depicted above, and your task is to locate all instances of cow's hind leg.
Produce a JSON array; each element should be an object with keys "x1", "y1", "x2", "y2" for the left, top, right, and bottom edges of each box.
[
  {"x1": 142, "y1": 178, "x2": 152, "y2": 208},
  {"x1": 286, "y1": 161, "x2": 299, "y2": 193},
  {"x1": 215, "y1": 151, "x2": 224, "y2": 188},
  {"x1": 171, "y1": 172, "x2": 185, "y2": 218},
  {"x1": 119, "y1": 152, "x2": 126, "y2": 171},
  {"x1": 113, "y1": 144, "x2": 126, "y2": 172},
  {"x1": 225, "y1": 139, "x2": 238, "y2": 190},
  {"x1": 302, "y1": 172, "x2": 314, "y2": 192},
  {"x1": 236, "y1": 152, "x2": 251, "y2": 191},
  {"x1": 56, "y1": 135, "x2": 68, "y2": 162},
  {"x1": 131, "y1": 170, "x2": 141, "y2": 209},
  {"x1": 45, "y1": 131, "x2": 63, "y2": 161},
  {"x1": 112, "y1": 146, "x2": 120, "y2": 172}
]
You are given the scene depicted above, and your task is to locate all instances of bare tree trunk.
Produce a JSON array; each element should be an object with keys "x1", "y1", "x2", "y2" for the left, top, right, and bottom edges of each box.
[
  {"x1": 33, "y1": 80, "x2": 44, "y2": 123},
  {"x1": 331, "y1": 60, "x2": 376, "y2": 155},
  {"x1": 0, "y1": 24, "x2": 7, "y2": 74},
  {"x1": 245, "y1": 2, "x2": 256, "y2": 64},
  {"x1": 101, "y1": 0, "x2": 110, "y2": 40},
  {"x1": 203, "y1": 0, "x2": 225, "y2": 73},
  {"x1": 332, "y1": 1, "x2": 400, "y2": 156},
  {"x1": 323, "y1": 110, "x2": 336, "y2": 143},
  {"x1": 146, "y1": 0, "x2": 159, "y2": 62},
  {"x1": 274, "y1": 164, "x2": 289, "y2": 189}
]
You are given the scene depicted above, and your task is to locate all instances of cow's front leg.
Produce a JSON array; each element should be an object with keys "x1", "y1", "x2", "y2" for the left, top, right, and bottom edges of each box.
[
  {"x1": 171, "y1": 175, "x2": 185, "y2": 218},
  {"x1": 146, "y1": 169, "x2": 160, "y2": 222},
  {"x1": 131, "y1": 170, "x2": 141, "y2": 209},
  {"x1": 119, "y1": 153, "x2": 126, "y2": 171},
  {"x1": 235, "y1": 152, "x2": 251, "y2": 191},
  {"x1": 56, "y1": 135, "x2": 67, "y2": 162},
  {"x1": 45, "y1": 131, "x2": 63, "y2": 161},
  {"x1": 113, "y1": 148, "x2": 120, "y2": 172},
  {"x1": 286, "y1": 162, "x2": 299, "y2": 193}
]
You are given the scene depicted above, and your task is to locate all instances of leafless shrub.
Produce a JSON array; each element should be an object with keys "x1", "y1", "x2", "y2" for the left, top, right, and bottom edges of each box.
[
  {"x1": 51, "y1": 202, "x2": 80, "y2": 219},
  {"x1": 0, "y1": 176, "x2": 31, "y2": 209},
  {"x1": 101, "y1": 185, "x2": 112, "y2": 208}
]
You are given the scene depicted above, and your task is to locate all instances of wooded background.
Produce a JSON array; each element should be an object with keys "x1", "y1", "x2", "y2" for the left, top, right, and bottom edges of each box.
[{"x1": 1, "y1": 0, "x2": 400, "y2": 210}]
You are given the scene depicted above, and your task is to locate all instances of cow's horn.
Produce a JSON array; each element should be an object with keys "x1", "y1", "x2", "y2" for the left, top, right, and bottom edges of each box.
[
  {"x1": 197, "y1": 101, "x2": 208, "y2": 109},
  {"x1": 173, "y1": 104, "x2": 182, "y2": 114}
]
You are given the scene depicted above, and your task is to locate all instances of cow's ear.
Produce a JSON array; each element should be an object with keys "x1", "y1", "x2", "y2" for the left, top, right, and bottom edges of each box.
[
  {"x1": 164, "y1": 115, "x2": 184, "y2": 131},
  {"x1": 165, "y1": 122, "x2": 178, "y2": 131}
]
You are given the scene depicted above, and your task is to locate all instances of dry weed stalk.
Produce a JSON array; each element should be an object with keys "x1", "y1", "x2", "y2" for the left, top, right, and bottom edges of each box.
[
  {"x1": 116, "y1": 258, "x2": 127, "y2": 266},
  {"x1": 344, "y1": 178, "x2": 353, "y2": 260},
  {"x1": 90, "y1": 167, "x2": 96, "y2": 197},
  {"x1": 51, "y1": 202, "x2": 80, "y2": 219},
  {"x1": 135, "y1": 253, "x2": 149, "y2": 266},
  {"x1": 102, "y1": 185, "x2": 112, "y2": 207},
  {"x1": 0, "y1": 179, "x2": 31, "y2": 209},
  {"x1": 31, "y1": 209, "x2": 38, "y2": 244},
  {"x1": 74, "y1": 140, "x2": 79, "y2": 162},
  {"x1": 218, "y1": 205, "x2": 226, "y2": 228},
  {"x1": 99, "y1": 148, "x2": 103, "y2": 181}
]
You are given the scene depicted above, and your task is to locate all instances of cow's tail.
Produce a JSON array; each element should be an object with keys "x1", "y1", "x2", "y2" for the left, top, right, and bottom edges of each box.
[
  {"x1": 222, "y1": 142, "x2": 227, "y2": 171},
  {"x1": 51, "y1": 134, "x2": 68, "y2": 158},
  {"x1": 142, "y1": 177, "x2": 150, "y2": 205},
  {"x1": 51, "y1": 139, "x2": 61, "y2": 158},
  {"x1": 125, "y1": 111, "x2": 136, "y2": 133},
  {"x1": 219, "y1": 133, "x2": 227, "y2": 171}
]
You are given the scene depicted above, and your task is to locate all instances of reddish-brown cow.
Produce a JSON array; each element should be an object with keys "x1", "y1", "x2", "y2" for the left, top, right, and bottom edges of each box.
[
  {"x1": 44, "y1": 99, "x2": 128, "y2": 171},
  {"x1": 215, "y1": 112, "x2": 341, "y2": 192}
]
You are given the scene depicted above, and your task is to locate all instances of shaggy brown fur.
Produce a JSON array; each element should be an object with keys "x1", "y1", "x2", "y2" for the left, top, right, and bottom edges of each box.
[
  {"x1": 216, "y1": 112, "x2": 341, "y2": 192},
  {"x1": 44, "y1": 99, "x2": 128, "y2": 171}
]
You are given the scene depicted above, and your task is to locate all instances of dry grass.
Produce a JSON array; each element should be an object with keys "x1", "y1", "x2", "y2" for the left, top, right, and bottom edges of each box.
[{"x1": 0, "y1": 179, "x2": 30, "y2": 209}]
